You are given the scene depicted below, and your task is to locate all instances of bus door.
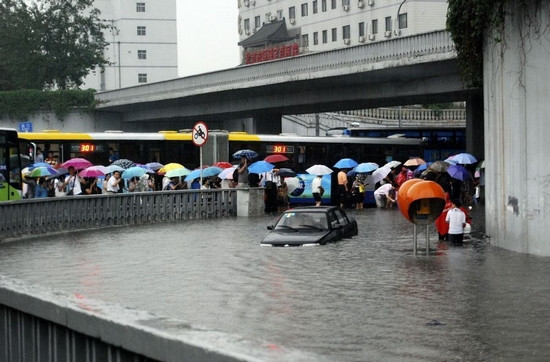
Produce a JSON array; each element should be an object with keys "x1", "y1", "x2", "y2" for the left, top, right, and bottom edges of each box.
[{"x1": 0, "y1": 136, "x2": 23, "y2": 201}]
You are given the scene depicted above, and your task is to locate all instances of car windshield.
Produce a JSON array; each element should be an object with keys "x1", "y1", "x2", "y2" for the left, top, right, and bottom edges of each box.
[{"x1": 275, "y1": 212, "x2": 328, "y2": 230}]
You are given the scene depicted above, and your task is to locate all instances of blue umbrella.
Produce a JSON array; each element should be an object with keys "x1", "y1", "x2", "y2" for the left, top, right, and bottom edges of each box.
[
  {"x1": 353, "y1": 162, "x2": 379, "y2": 173},
  {"x1": 248, "y1": 160, "x2": 274, "y2": 174},
  {"x1": 121, "y1": 166, "x2": 147, "y2": 179},
  {"x1": 333, "y1": 158, "x2": 358, "y2": 169},
  {"x1": 233, "y1": 149, "x2": 258, "y2": 160},
  {"x1": 184, "y1": 166, "x2": 223, "y2": 182},
  {"x1": 29, "y1": 162, "x2": 51, "y2": 170},
  {"x1": 447, "y1": 153, "x2": 477, "y2": 165},
  {"x1": 145, "y1": 162, "x2": 164, "y2": 171},
  {"x1": 447, "y1": 164, "x2": 471, "y2": 181},
  {"x1": 28, "y1": 166, "x2": 59, "y2": 178}
]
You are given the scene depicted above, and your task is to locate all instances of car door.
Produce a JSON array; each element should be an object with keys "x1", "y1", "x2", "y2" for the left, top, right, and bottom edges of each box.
[{"x1": 334, "y1": 209, "x2": 352, "y2": 237}]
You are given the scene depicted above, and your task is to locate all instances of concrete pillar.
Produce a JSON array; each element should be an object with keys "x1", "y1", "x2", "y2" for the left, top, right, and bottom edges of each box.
[
  {"x1": 465, "y1": 90, "x2": 484, "y2": 160},
  {"x1": 236, "y1": 187, "x2": 265, "y2": 216}
]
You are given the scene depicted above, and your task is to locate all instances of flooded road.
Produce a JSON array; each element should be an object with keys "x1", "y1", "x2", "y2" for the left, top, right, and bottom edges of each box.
[{"x1": 0, "y1": 206, "x2": 549, "y2": 361}]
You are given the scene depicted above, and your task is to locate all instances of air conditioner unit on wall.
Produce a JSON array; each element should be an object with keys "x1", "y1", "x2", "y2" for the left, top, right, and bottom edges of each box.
[
  {"x1": 384, "y1": 31, "x2": 391, "y2": 37},
  {"x1": 368, "y1": 34, "x2": 375, "y2": 41},
  {"x1": 270, "y1": 15, "x2": 277, "y2": 22},
  {"x1": 289, "y1": 18, "x2": 295, "y2": 25},
  {"x1": 368, "y1": 0, "x2": 374, "y2": 6},
  {"x1": 358, "y1": 1, "x2": 365, "y2": 8},
  {"x1": 394, "y1": 29, "x2": 401, "y2": 36},
  {"x1": 359, "y1": 36, "x2": 365, "y2": 43},
  {"x1": 344, "y1": 38, "x2": 350, "y2": 45},
  {"x1": 343, "y1": 5, "x2": 350, "y2": 11},
  {"x1": 250, "y1": 0, "x2": 255, "y2": 5}
]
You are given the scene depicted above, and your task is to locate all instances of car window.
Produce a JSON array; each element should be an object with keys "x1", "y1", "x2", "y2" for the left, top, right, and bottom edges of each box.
[
  {"x1": 329, "y1": 211, "x2": 340, "y2": 228},
  {"x1": 334, "y1": 209, "x2": 348, "y2": 225}
]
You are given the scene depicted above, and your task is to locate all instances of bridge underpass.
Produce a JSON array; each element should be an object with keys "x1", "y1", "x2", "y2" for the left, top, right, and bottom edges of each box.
[{"x1": 95, "y1": 30, "x2": 483, "y2": 158}]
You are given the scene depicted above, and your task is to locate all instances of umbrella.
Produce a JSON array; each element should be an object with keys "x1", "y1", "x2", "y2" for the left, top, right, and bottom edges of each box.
[
  {"x1": 145, "y1": 162, "x2": 164, "y2": 171},
  {"x1": 61, "y1": 158, "x2": 93, "y2": 170},
  {"x1": 333, "y1": 158, "x2": 358, "y2": 169},
  {"x1": 248, "y1": 160, "x2": 274, "y2": 174},
  {"x1": 264, "y1": 154, "x2": 289, "y2": 163},
  {"x1": 306, "y1": 164, "x2": 333, "y2": 175},
  {"x1": 105, "y1": 165, "x2": 125, "y2": 174},
  {"x1": 158, "y1": 163, "x2": 184, "y2": 174},
  {"x1": 79, "y1": 166, "x2": 108, "y2": 178},
  {"x1": 121, "y1": 166, "x2": 147, "y2": 179},
  {"x1": 383, "y1": 160, "x2": 402, "y2": 169},
  {"x1": 354, "y1": 162, "x2": 379, "y2": 173},
  {"x1": 45, "y1": 168, "x2": 68, "y2": 180},
  {"x1": 213, "y1": 161, "x2": 233, "y2": 169},
  {"x1": 28, "y1": 162, "x2": 51, "y2": 169},
  {"x1": 276, "y1": 168, "x2": 296, "y2": 178},
  {"x1": 428, "y1": 161, "x2": 450, "y2": 173},
  {"x1": 403, "y1": 157, "x2": 426, "y2": 167},
  {"x1": 449, "y1": 152, "x2": 478, "y2": 165},
  {"x1": 28, "y1": 166, "x2": 58, "y2": 178},
  {"x1": 371, "y1": 166, "x2": 392, "y2": 184},
  {"x1": 136, "y1": 164, "x2": 155, "y2": 173},
  {"x1": 184, "y1": 166, "x2": 223, "y2": 182},
  {"x1": 110, "y1": 158, "x2": 136, "y2": 170},
  {"x1": 218, "y1": 166, "x2": 237, "y2": 180},
  {"x1": 413, "y1": 162, "x2": 431, "y2": 176},
  {"x1": 479, "y1": 160, "x2": 486, "y2": 169},
  {"x1": 233, "y1": 149, "x2": 258, "y2": 160},
  {"x1": 447, "y1": 164, "x2": 471, "y2": 181},
  {"x1": 165, "y1": 167, "x2": 192, "y2": 178}
]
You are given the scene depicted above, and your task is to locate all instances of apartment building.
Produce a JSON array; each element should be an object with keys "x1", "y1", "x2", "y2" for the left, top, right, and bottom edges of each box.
[
  {"x1": 238, "y1": 0, "x2": 448, "y2": 64},
  {"x1": 81, "y1": 0, "x2": 178, "y2": 91}
]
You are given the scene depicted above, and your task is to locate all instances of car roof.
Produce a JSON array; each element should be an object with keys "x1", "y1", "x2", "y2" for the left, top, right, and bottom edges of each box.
[{"x1": 284, "y1": 206, "x2": 339, "y2": 213}]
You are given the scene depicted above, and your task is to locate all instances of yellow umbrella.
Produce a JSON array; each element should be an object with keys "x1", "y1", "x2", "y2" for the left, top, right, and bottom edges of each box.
[{"x1": 158, "y1": 162, "x2": 184, "y2": 174}]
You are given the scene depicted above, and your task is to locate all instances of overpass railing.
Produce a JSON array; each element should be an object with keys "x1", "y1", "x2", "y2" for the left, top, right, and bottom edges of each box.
[{"x1": 0, "y1": 189, "x2": 236, "y2": 241}]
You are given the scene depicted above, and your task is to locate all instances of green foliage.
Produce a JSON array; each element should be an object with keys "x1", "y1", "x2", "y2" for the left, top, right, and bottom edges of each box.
[
  {"x1": 0, "y1": 89, "x2": 97, "y2": 119},
  {"x1": 446, "y1": 0, "x2": 506, "y2": 87},
  {"x1": 0, "y1": 0, "x2": 110, "y2": 91}
]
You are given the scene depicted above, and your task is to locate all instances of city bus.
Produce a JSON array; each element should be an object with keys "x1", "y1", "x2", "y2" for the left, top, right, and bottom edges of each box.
[
  {"x1": 341, "y1": 126, "x2": 466, "y2": 162},
  {"x1": 0, "y1": 128, "x2": 23, "y2": 201},
  {"x1": 18, "y1": 130, "x2": 424, "y2": 173}
]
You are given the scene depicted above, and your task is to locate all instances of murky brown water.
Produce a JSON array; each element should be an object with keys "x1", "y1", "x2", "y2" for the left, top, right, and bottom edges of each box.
[{"x1": 1, "y1": 206, "x2": 549, "y2": 361}]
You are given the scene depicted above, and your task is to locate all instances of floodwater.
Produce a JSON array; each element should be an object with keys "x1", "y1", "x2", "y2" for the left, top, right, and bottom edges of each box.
[{"x1": 1, "y1": 206, "x2": 549, "y2": 361}]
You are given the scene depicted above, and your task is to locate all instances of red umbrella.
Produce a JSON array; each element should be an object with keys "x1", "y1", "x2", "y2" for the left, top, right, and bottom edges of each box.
[
  {"x1": 61, "y1": 158, "x2": 93, "y2": 170},
  {"x1": 213, "y1": 161, "x2": 233, "y2": 169},
  {"x1": 264, "y1": 154, "x2": 289, "y2": 163}
]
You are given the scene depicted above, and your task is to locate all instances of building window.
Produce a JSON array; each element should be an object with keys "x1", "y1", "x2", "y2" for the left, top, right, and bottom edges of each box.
[
  {"x1": 277, "y1": 9, "x2": 283, "y2": 19},
  {"x1": 313, "y1": 31, "x2": 319, "y2": 45},
  {"x1": 331, "y1": 27, "x2": 337, "y2": 42},
  {"x1": 385, "y1": 16, "x2": 392, "y2": 31},
  {"x1": 301, "y1": 3, "x2": 308, "y2": 17},
  {"x1": 301, "y1": 34, "x2": 309, "y2": 47},
  {"x1": 244, "y1": 18, "x2": 250, "y2": 33},
  {"x1": 137, "y1": 26, "x2": 146, "y2": 36},
  {"x1": 358, "y1": 22, "x2": 365, "y2": 37},
  {"x1": 342, "y1": 0, "x2": 350, "y2": 6},
  {"x1": 399, "y1": 13, "x2": 408, "y2": 29},
  {"x1": 322, "y1": 0, "x2": 327, "y2": 12},
  {"x1": 331, "y1": 0, "x2": 337, "y2": 9},
  {"x1": 372, "y1": 19, "x2": 378, "y2": 34},
  {"x1": 322, "y1": 30, "x2": 328, "y2": 43},
  {"x1": 342, "y1": 25, "x2": 350, "y2": 39},
  {"x1": 136, "y1": 2, "x2": 145, "y2": 12},
  {"x1": 289, "y1": 6, "x2": 296, "y2": 20},
  {"x1": 255, "y1": 16, "x2": 261, "y2": 28},
  {"x1": 313, "y1": 0, "x2": 318, "y2": 14},
  {"x1": 137, "y1": 50, "x2": 147, "y2": 59},
  {"x1": 138, "y1": 73, "x2": 147, "y2": 83}
]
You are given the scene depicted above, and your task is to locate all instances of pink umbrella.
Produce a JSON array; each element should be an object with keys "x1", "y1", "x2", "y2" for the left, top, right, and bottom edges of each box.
[
  {"x1": 61, "y1": 158, "x2": 93, "y2": 170},
  {"x1": 213, "y1": 161, "x2": 233, "y2": 169},
  {"x1": 79, "y1": 165, "x2": 108, "y2": 178}
]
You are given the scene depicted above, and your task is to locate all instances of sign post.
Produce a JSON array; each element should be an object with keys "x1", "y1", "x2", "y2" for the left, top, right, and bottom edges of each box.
[{"x1": 192, "y1": 121, "x2": 208, "y2": 186}]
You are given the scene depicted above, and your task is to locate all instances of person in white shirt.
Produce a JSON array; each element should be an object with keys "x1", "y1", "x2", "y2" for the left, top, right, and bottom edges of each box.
[
  {"x1": 445, "y1": 200, "x2": 467, "y2": 245},
  {"x1": 107, "y1": 171, "x2": 122, "y2": 194},
  {"x1": 374, "y1": 183, "x2": 395, "y2": 208},
  {"x1": 63, "y1": 166, "x2": 83, "y2": 195},
  {"x1": 311, "y1": 175, "x2": 323, "y2": 206}
]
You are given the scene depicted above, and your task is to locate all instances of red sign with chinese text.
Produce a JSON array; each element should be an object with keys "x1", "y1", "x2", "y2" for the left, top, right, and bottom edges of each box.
[{"x1": 244, "y1": 43, "x2": 300, "y2": 65}]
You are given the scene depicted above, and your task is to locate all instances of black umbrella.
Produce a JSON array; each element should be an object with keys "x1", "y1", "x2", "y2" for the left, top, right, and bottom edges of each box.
[
  {"x1": 276, "y1": 168, "x2": 296, "y2": 178},
  {"x1": 110, "y1": 158, "x2": 136, "y2": 170}
]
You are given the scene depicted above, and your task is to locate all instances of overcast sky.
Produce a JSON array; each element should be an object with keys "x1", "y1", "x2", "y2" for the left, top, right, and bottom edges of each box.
[{"x1": 177, "y1": 2, "x2": 241, "y2": 77}]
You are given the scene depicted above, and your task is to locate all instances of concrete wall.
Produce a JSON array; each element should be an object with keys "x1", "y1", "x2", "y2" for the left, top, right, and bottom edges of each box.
[{"x1": 484, "y1": 0, "x2": 550, "y2": 256}]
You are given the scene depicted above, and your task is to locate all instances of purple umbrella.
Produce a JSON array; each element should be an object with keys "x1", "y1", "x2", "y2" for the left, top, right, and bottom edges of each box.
[{"x1": 447, "y1": 164, "x2": 471, "y2": 181}]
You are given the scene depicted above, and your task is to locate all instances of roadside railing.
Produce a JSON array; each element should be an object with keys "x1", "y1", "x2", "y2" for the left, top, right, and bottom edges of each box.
[{"x1": 0, "y1": 189, "x2": 236, "y2": 241}]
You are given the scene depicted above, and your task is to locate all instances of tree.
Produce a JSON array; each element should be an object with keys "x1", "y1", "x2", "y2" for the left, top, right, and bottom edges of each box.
[{"x1": 0, "y1": 0, "x2": 110, "y2": 90}]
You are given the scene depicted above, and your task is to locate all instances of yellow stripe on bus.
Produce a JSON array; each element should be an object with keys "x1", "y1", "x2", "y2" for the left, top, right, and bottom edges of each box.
[
  {"x1": 228, "y1": 132, "x2": 262, "y2": 142},
  {"x1": 18, "y1": 132, "x2": 93, "y2": 140}
]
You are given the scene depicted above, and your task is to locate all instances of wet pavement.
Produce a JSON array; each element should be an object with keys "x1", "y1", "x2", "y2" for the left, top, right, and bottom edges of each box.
[{"x1": 0, "y1": 205, "x2": 549, "y2": 361}]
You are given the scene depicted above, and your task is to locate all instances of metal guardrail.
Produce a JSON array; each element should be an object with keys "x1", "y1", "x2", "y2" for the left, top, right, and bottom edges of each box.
[{"x1": 0, "y1": 189, "x2": 236, "y2": 241}]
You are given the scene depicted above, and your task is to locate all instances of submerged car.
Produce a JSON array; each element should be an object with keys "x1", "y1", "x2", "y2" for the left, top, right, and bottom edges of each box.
[{"x1": 261, "y1": 206, "x2": 358, "y2": 247}]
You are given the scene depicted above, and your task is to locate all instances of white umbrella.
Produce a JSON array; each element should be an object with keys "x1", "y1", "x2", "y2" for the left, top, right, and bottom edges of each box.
[
  {"x1": 372, "y1": 166, "x2": 392, "y2": 184},
  {"x1": 383, "y1": 160, "x2": 402, "y2": 169},
  {"x1": 306, "y1": 164, "x2": 333, "y2": 175},
  {"x1": 219, "y1": 166, "x2": 237, "y2": 180}
]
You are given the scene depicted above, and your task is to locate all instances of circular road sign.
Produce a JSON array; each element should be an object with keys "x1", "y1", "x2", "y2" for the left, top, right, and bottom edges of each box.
[{"x1": 192, "y1": 121, "x2": 208, "y2": 147}]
